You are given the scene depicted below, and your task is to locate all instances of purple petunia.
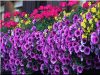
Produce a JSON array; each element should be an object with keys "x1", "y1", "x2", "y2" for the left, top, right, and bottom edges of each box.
[
  {"x1": 96, "y1": 20, "x2": 100, "y2": 28},
  {"x1": 62, "y1": 67, "x2": 69, "y2": 75},
  {"x1": 86, "y1": 12, "x2": 92, "y2": 20},
  {"x1": 84, "y1": 47, "x2": 91, "y2": 55},
  {"x1": 77, "y1": 66, "x2": 83, "y2": 73}
]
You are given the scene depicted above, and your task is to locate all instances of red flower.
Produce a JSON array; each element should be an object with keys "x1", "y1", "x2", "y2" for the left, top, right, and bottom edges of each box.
[
  {"x1": 14, "y1": 11, "x2": 20, "y2": 16},
  {"x1": 33, "y1": 9, "x2": 38, "y2": 15},
  {"x1": 30, "y1": 9, "x2": 38, "y2": 18},
  {"x1": 4, "y1": 12, "x2": 10, "y2": 18},
  {"x1": 68, "y1": 1, "x2": 79, "y2": 6},
  {"x1": 0, "y1": 20, "x2": 3, "y2": 28},
  {"x1": 59, "y1": 2, "x2": 67, "y2": 7},
  {"x1": 34, "y1": 14, "x2": 44, "y2": 19},
  {"x1": 38, "y1": 6, "x2": 44, "y2": 10},
  {"x1": 4, "y1": 20, "x2": 18, "y2": 28},
  {"x1": 44, "y1": 4, "x2": 53, "y2": 10},
  {"x1": 83, "y1": 2, "x2": 89, "y2": 8},
  {"x1": 21, "y1": 12, "x2": 26, "y2": 17}
]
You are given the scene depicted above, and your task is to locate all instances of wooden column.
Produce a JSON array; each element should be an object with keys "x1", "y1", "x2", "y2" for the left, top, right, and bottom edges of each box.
[{"x1": 4, "y1": 1, "x2": 15, "y2": 20}]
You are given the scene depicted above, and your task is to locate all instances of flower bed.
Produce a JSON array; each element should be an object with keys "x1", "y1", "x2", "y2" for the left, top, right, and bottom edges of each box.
[{"x1": 1, "y1": 1, "x2": 100, "y2": 75}]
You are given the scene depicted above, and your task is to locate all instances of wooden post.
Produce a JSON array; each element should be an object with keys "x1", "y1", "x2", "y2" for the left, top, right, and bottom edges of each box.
[{"x1": 4, "y1": 1, "x2": 15, "y2": 20}]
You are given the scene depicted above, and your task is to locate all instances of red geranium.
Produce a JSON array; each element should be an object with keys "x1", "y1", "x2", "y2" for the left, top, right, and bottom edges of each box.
[
  {"x1": 14, "y1": 11, "x2": 20, "y2": 16},
  {"x1": 38, "y1": 6, "x2": 44, "y2": 10},
  {"x1": 60, "y1": 2, "x2": 67, "y2": 7},
  {"x1": 4, "y1": 12, "x2": 11, "y2": 18},
  {"x1": 0, "y1": 20, "x2": 3, "y2": 28},
  {"x1": 21, "y1": 12, "x2": 26, "y2": 17},
  {"x1": 83, "y1": 2, "x2": 89, "y2": 8},
  {"x1": 68, "y1": 1, "x2": 79, "y2": 6},
  {"x1": 4, "y1": 20, "x2": 18, "y2": 28}
]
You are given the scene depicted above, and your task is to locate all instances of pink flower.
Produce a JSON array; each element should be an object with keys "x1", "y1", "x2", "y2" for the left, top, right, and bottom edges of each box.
[
  {"x1": 44, "y1": 4, "x2": 53, "y2": 10},
  {"x1": 34, "y1": 14, "x2": 44, "y2": 19},
  {"x1": 4, "y1": 12, "x2": 10, "y2": 18},
  {"x1": 43, "y1": 11, "x2": 50, "y2": 18},
  {"x1": 83, "y1": 2, "x2": 89, "y2": 8},
  {"x1": 68, "y1": 1, "x2": 79, "y2": 6},
  {"x1": 0, "y1": 20, "x2": 3, "y2": 28},
  {"x1": 14, "y1": 11, "x2": 20, "y2": 16},
  {"x1": 32, "y1": 9, "x2": 38, "y2": 15},
  {"x1": 4, "y1": 20, "x2": 18, "y2": 28},
  {"x1": 38, "y1": 6, "x2": 44, "y2": 10},
  {"x1": 21, "y1": 12, "x2": 26, "y2": 17},
  {"x1": 30, "y1": 9, "x2": 38, "y2": 18},
  {"x1": 59, "y1": 2, "x2": 67, "y2": 7}
]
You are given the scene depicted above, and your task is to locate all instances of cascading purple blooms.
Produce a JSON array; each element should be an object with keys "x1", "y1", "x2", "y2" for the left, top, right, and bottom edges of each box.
[{"x1": 1, "y1": 16, "x2": 100, "y2": 75}]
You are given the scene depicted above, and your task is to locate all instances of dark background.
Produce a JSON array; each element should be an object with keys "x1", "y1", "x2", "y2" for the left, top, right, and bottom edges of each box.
[{"x1": 1, "y1": 69, "x2": 100, "y2": 75}]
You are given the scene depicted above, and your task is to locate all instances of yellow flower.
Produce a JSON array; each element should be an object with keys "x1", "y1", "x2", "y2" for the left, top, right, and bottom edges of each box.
[
  {"x1": 80, "y1": 12, "x2": 82, "y2": 16},
  {"x1": 97, "y1": 2, "x2": 100, "y2": 8},
  {"x1": 17, "y1": 23, "x2": 21, "y2": 27},
  {"x1": 81, "y1": 22, "x2": 86, "y2": 28},
  {"x1": 25, "y1": 14, "x2": 28, "y2": 18},
  {"x1": 82, "y1": 34, "x2": 87, "y2": 39},
  {"x1": 94, "y1": 18, "x2": 98, "y2": 22},
  {"x1": 88, "y1": 2, "x2": 91, "y2": 6},
  {"x1": 65, "y1": 13, "x2": 70, "y2": 16},
  {"x1": 91, "y1": 24, "x2": 94, "y2": 28},
  {"x1": 87, "y1": 27, "x2": 91, "y2": 33},
  {"x1": 48, "y1": 25, "x2": 52, "y2": 30},
  {"x1": 82, "y1": 13, "x2": 86, "y2": 19},
  {"x1": 93, "y1": 15, "x2": 95, "y2": 19},
  {"x1": 20, "y1": 20, "x2": 24, "y2": 23},
  {"x1": 91, "y1": 7, "x2": 96, "y2": 13},
  {"x1": 89, "y1": 19, "x2": 93, "y2": 24},
  {"x1": 25, "y1": 20, "x2": 31, "y2": 25},
  {"x1": 83, "y1": 19, "x2": 87, "y2": 23},
  {"x1": 63, "y1": 11, "x2": 66, "y2": 16},
  {"x1": 55, "y1": 17, "x2": 58, "y2": 20},
  {"x1": 97, "y1": 11, "x2": 100, "y2": 18},
  {"x1": 88, "y1": 9, "x2": 91, "y2": 12}
]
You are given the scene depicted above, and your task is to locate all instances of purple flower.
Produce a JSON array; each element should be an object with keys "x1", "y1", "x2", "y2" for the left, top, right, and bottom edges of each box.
[
  {"x1": 32, "y1": 65, "x2": 38, "y2": 71},
  {"x1": 62, "y1": 67, "x2": 69, "y2": 75},
  {"x1": 54, "y1": 65, "x2": 60, "y2": 72},
  {"x1": 73, "y1": 14, "x2": 78, "y2": 22},
  {"x1": 74, "y1": 30, "x2": 81, "y2": 37},
  {"x1": 65, "y1": 19, "x2": 70, "y2": 25},
  {"x1": 32, "y1": 19, "x2": 36, "y2": 24},
  {"x1": 79, "y1": 45, "x2": 85, "y2": 52},
  {"x1": 77, "y1": 66, "x2": 83, "y2": 73},
  {"x1": 86, "y1": 59, "x2": 91, "y2": 65},
  {"x1": 97, "y1": 27, "x2": 100, "y2": 35},
  {"x1": 96, "y1": 20, "x2": 100, "y2": 27},
  {"x1": 81, "y1": 38, "x2": 87, "y2": 45},
  {"x1": 91, "y1": 36, "x2": 99, "y2": 44},
  {"x1": 15, "y1": 59, "x2": 20, "y2": 66},
  {"x1": 68, "y1": 46, "x2": 74, "y2": 54},
  {"x1": 40, "y1": 64, "x2": 45, "y2": 71},
  {"x1": 50, "y1": 56, "x2": 57, "y2": 64},
  {"x1": 4, "y1": 64, "x2": 10, "y2": 71},
  {"x1": 95, "y1": 48, "x2": 100, "y2": 55},
  {"x1": 31, "y1": 26, "x2": 37, "y2": 31},
  {"x1": 74, "y1": 45, "x2": 80, "y2": 53},
  {"x1": 19, "y1": 68, "x2": 26, "y2": 74},
  {"x1": 84, "y1": 47, "x2": 90, "y2": 55},
  {"x1": 77, "y1": 52, "x2": 82, "y2": 58},
  {"x1": 24, "y1": 43, "x2": 30, "y2": 50},
  {"x1": 86, "y1": 12, "x2": 92, "y2": 20}
]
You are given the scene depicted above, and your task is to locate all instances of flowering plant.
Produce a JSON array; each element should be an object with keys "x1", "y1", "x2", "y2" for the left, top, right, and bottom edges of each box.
[{"x1": 1, "y1": 1, "x2": 100, "y2": 75}]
